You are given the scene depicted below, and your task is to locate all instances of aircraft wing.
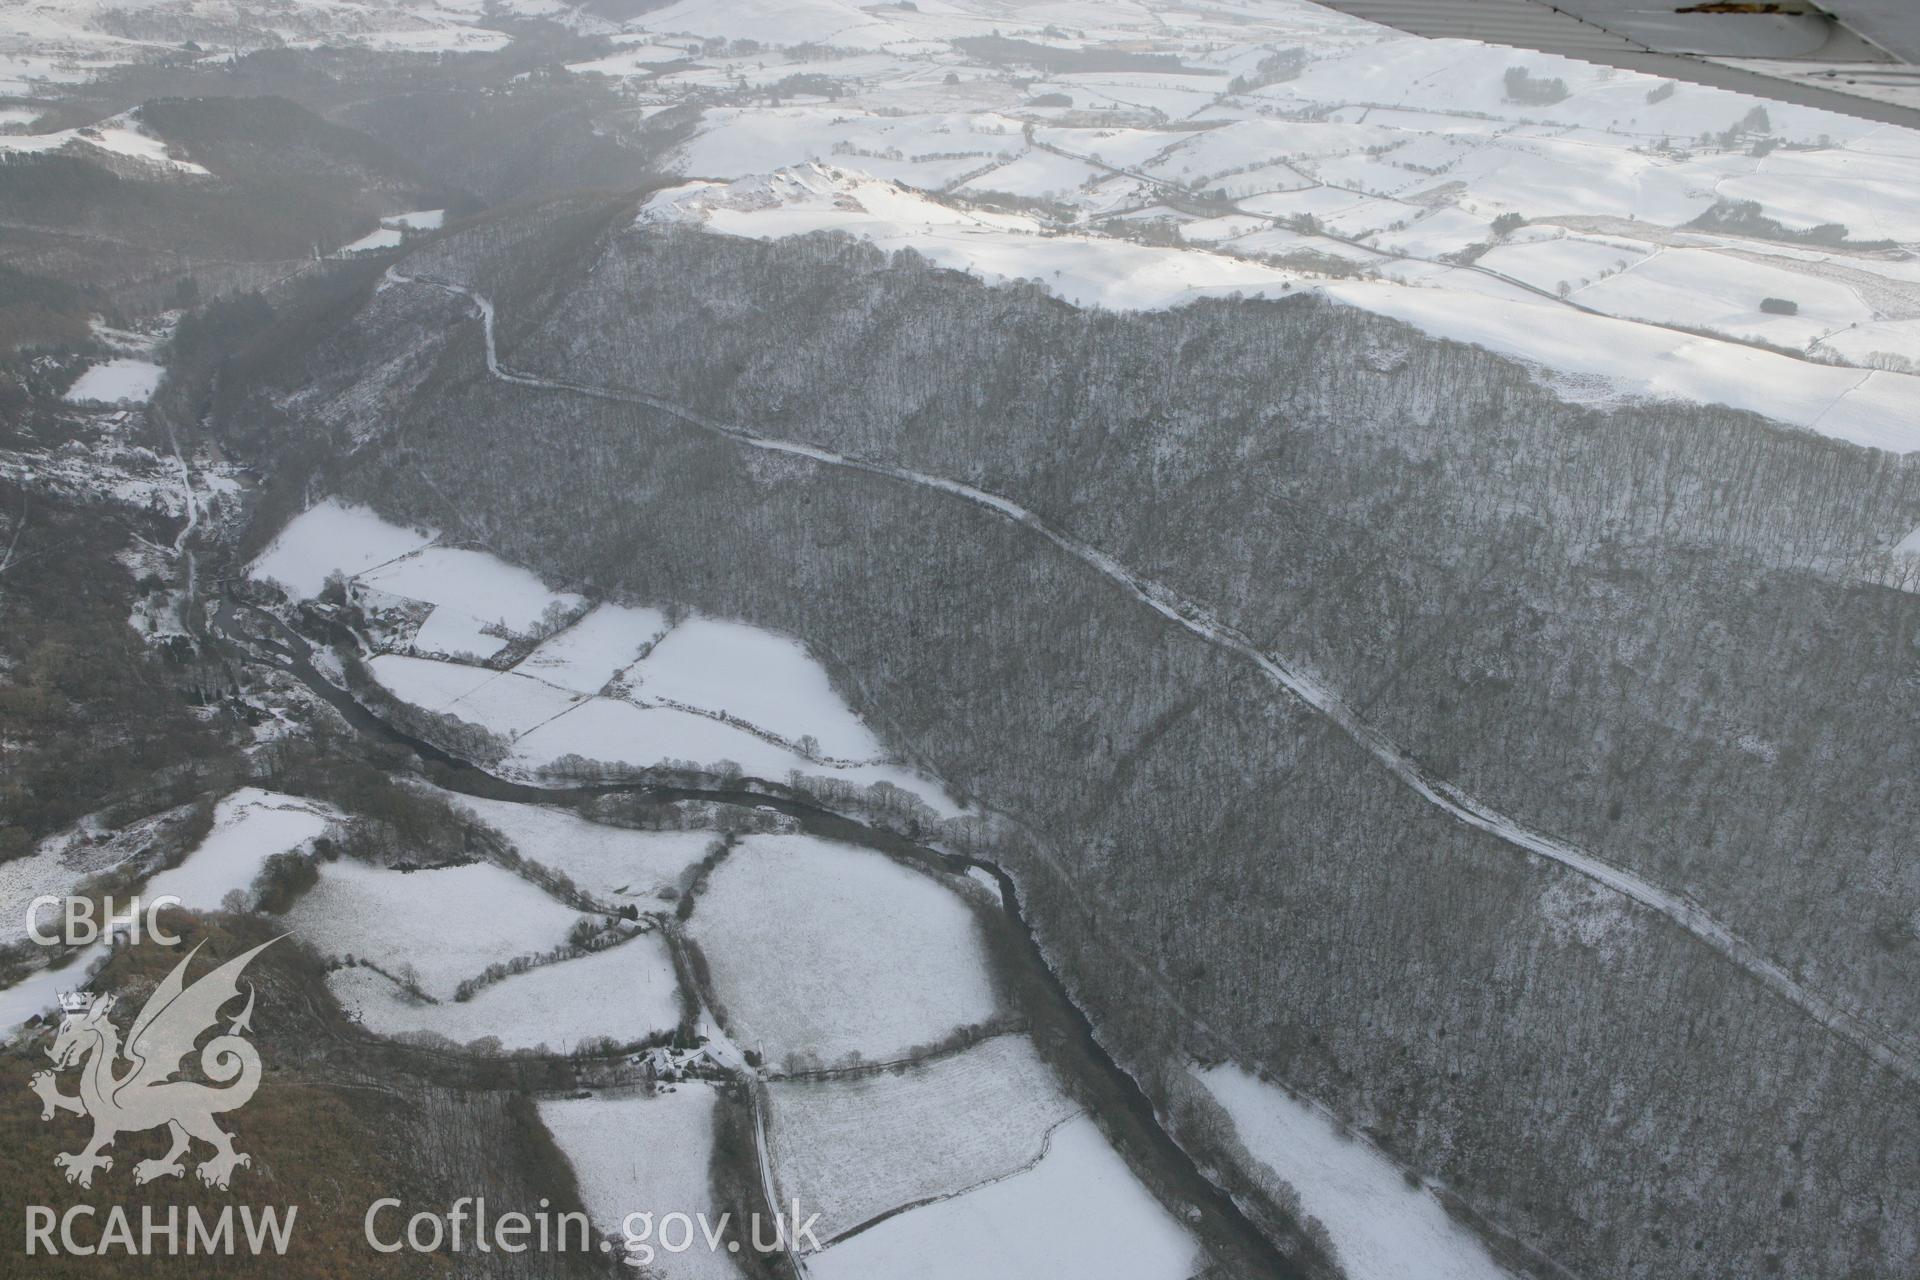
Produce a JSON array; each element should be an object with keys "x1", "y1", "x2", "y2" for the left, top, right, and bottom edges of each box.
[{"x1": 1310, "y1": 0, "x2": 1920, "y2": 128}]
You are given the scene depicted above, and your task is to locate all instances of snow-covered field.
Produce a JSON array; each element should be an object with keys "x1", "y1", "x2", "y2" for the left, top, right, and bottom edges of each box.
[
  {"x1": 0, "y1": 0, "x2": 538, "y2": 90},
  {"x1": 248, "y1": 499, "x2": 435, "y2": 600},
  {"x1": 1326, "y1": 277, "x2": 1920, "y2": 452},
  {"x1": 234, "y1": 513, "x2": 966, "y2": 807},
  {"x1": 282, "y1": 858, "x2": 588, "y2": 999},
  {"x1": 1195, "y1": 1065, "x2": 1512, "y2": 1280},
  {"x1": 1, "y1": 790, "x2": 333, "y2": 1027},
  {"x1": 340, "y1": 227, "x2": 404, "y2": 255},
  {"x1": 63, "y1": 359, "x2": 163, "y2": 405},
  {"x1": 328, "y1": 930, "x2": 680, "y2": 1052},
  {"x1": 250, "y1": 500, "x2": 589, "y2": 660},
  {"x1": 578, "y1": 0, "x2": 1920, "y2": 455},
  {"x1": 421, "y1": 666, "x2": 583, "y2": 737},
  {"x1": 363, "y1": 651, "x2": 495, "y2": 709},
  {"x1": 507, "y1": 697, "x2": 954, "y2": 807},
  {"x1": 142, "y1": 788, "x2": 337, "y2": 913},
  {"x1": 686, "y1": 834, "x2": 998, "y2": 1066},
  {"x1": 0, "y1": 803, "x2": 201, "y2": 947},
  {"x1": 0, "y1": 110, "x2": 207, "y2": 174},
  {"x1": 0, "y1": 944, "x2": 107, "y2": 1030},
  {"x1": 539, "y1": 1084, "x2": 740, "y2": 1279},
  {"x1": 438, "y1": 789, "x2": 718, "y2": 909},
  {"x1": 357, "y1": 546, "x2": 584, "y2": 637},
  {"x1": 1572, "y1": 247, "x2": 1874, "y2": 348},
  {"x1": 408, "y1": 604, "x2": 515, "y2": 661},
  {"x1": 515, "y1": 603, "x2": 668, "y2": 694},
  {"x1": 808, "y1": 1115, "x2": 1200, "y2": 1280},
  {"x1": 383, "y1": 209, "x2": 445, "y2": 231},
  {"x1": 767, "y1": 1034, "x2": 1080, "y2": 1241},
  {"x1": 641, "y1": 167, "x2": 1299, "y2": 312},
  {"x1": 511, "y1": 699, "x2": 751, "y2": 767},
  {"x1": 629, "y1": 617, "x2": 881, "y2": 760}
]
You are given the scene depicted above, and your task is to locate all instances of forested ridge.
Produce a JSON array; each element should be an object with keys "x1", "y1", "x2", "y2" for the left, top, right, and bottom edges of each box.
[
  {"x1": 423, "y1": 219, "x2": 1920, "y2": 1044},
  {"x1": 221, "y1": 202, "x2": 1920, "y2": 1280}
]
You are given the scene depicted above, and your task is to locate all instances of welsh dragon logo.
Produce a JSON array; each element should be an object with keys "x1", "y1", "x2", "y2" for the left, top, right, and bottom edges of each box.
[{"x1": 29, "y1": 938, "x2": 281, "y2": 1190}]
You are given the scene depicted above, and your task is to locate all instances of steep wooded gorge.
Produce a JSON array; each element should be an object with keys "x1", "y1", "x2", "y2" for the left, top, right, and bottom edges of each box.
[{"x1": 224, "y1": 200, "x2": 1920, "y2": 1280}]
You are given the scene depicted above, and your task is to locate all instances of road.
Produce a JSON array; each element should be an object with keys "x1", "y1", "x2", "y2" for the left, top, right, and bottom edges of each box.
[{"x1": 389, "y1": 268, "x2": 1920, "y2": 1089}]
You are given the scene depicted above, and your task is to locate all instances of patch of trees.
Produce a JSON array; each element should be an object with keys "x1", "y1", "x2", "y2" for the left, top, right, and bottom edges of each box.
[
  {"x1": 1688, "y1": 197, "x2": 1892, "y2": 249},
  {"x1": 953, "y1": 35, "x2": 1217, "y2": 77},
  {"x1": 1502, "y1": 66, "x2": 1568, "y2": 106},
  {"x1": 1228, "y1": 48, "x2": 1307, "y2": 94},
  {"x1": 674, "y1": 836, "x2": 736, "y2": 921},
  {"x1": 706, "y1": 1085, "x2": 791, "y2": 1278},
  {"x1": 0, "y1": 264, "x2": 106, "y2": 356},
  {"x1": 248, "y1": 847, "x2": 322, "y2": 913}
]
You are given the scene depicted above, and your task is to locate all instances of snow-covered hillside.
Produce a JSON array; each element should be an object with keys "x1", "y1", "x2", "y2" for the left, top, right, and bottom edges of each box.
[
  {"x1": 644, "y1": 163, "x2": 1920, "y2": 452},
  {"x1": 565, "y1": 0, "x2": 1920, "y2": 451}
]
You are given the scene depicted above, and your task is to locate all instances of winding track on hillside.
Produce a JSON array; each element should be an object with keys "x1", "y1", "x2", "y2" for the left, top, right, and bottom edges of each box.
[{"x1": 392, "y1": 268, "x2": 1920, "y2": 1088}]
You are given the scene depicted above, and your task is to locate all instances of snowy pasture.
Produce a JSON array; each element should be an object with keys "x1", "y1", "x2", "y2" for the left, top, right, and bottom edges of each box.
[
  {"x1": 426, "y1": 668, "x2": 582, "y2": 738},
  {"x1": 356, "y1": 546, "x2": 585, "y2": 637},
  {"x1": 1196, "y1": 1065, "x2": 1512, "y2": 1280},
  {"x1": 437, "y1": 790, "x2": 719, "y2": 909},
  {"x1": 327, "y1": 931, "x2": 681, "y2": 1052},
  {"x1": 340, "y1": 226, "x2": 404, "y2": 254},
  {"x1": 0, "y1": 803, "x2": 205, "y2": 948},
  {"x1": 685, "y1": 834, "x2": 999, "y2": 1066},
  {"x1": 766, "y1": 1034, "x2": 1079, "y2": 1241},
  {"x1": 605, "y1": 0, "x2": 1920, "y2": 456},
  {"x1": 515, "y1": 603, "x2": 669, "y2": 694},
  {"x1": 63, "y1": 359, "x2": 163, "y2": 405},
  {"x1": 505, "y1": 697, "x2": 956, "y2": 812},
  {"x1": 243, "y1": 506, "x2": 960, "y2": 813},
  {"x1": 383, "y1": 208, "x2": 444, "y2": 230},
  {"x1": 143, "y1": 788, "x2": 336, "y2": 912},
  {"x1": 0, "y1": 111, "x2": 207, "y2": 174},
  {"x1": 1, "y1": 790, "x2": 334, "y2": 1028},
  {"x1": 408, "y1": 606, "x2": 513, "y2": 661},
  {"x1": 247, "y1": 499, "x2": 435, "y2": 600},
  {"x1": 282, "y1": 858, "x2": 588, "y2": 1000},
  {"x1": 539, "y1": 1084, "x2": 740, "y2": 1280},
  {"x1": 1573, "y1": 247, "x2": 1875, "y2": 348},
  {"x1": 366, "y1": 652, "x2": 497, "y2": 710},
  {"x1": 0, "y1": 944, "x2": 108, "y2": 1030},
  {"x1": 808, "y1": 1114, "x2": 1199, "y2": 1280},
  {"x1": 629, "y1": 616, "x2": 881, "y2": 760}
]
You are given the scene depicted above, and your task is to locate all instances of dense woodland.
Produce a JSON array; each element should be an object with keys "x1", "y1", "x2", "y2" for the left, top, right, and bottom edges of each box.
[
  {"x1": 0, "y1": 476, "x2": 235, "y2": 857},
  {"x1": 204, "y1": 205, "x2": 1920, "y2": 1280},
  {"x1": 427, "y1": 220, "x2": 1920, "y2": 1042}
]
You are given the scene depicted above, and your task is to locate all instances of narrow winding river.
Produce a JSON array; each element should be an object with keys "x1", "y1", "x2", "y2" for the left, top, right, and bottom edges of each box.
[{"x1": 208, "y1": 596, "x2": 1308, "y2": 1279}]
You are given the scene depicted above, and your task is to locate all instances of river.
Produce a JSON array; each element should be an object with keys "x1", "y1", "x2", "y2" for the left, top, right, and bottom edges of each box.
[{"x1": 208, "y1": 594, "x2": 1307, "y2": 1278}]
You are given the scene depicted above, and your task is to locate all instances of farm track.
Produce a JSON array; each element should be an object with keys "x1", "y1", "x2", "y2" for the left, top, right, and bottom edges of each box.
[{"x1": 391, "y1": 269, "x2": 1920, "y2": 1090}]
